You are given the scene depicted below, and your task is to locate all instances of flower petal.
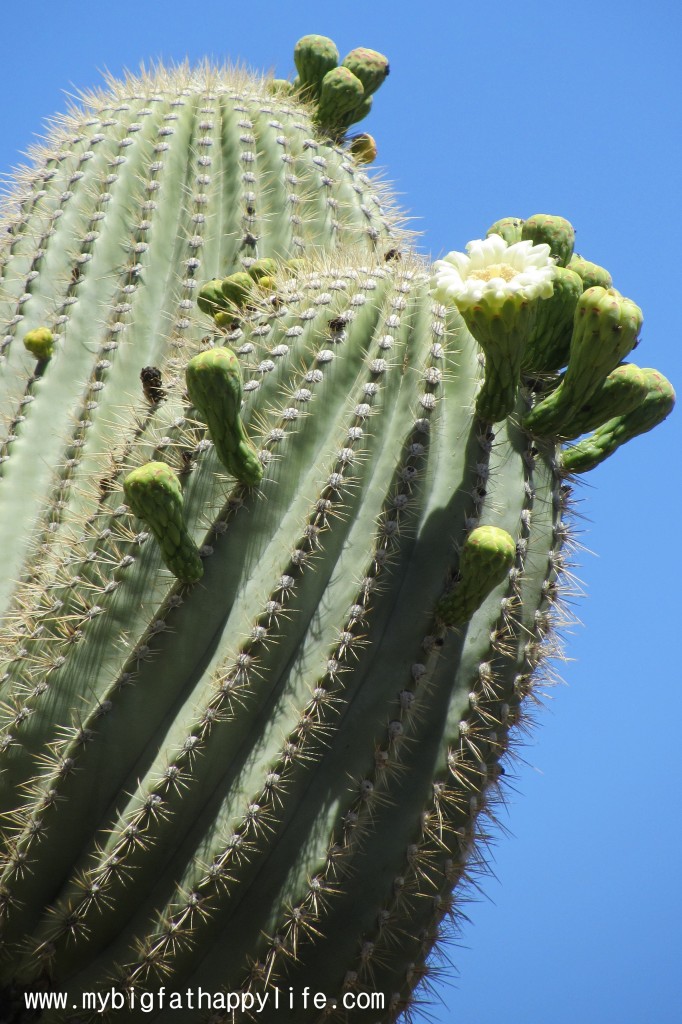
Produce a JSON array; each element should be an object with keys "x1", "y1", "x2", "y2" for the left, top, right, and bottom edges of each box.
[{"x1": 431, "y1": 233, "x2": 556, "y2": 310}]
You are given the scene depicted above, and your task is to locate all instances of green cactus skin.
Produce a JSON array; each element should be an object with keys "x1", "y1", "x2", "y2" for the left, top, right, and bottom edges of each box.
[
  {"x1": 486, "y1": 217, "x2": 524, "y2": 244},
  {"x1": 522, "y1": 265, "x2": 583, "y2": 374},
  {"x1": 0, "y1": 53, "x2": 675, "y2": 1024},
  {"x1": 123, "y1": 462, "x2": 204, "y2": 583},
  {"x1": 562, "y1": 368, "x2": 675, "y2": 473},
  {"x1": 524, "y1": 286, "x2": 643, "y2": 436},
  {"x1": 0, "y1": 62, "x2": 402, "y2": 624},
  {"x1": 0, "y1": 249, "x2": 568, "y2": 1019},
  {"x1": 185, "y1": 346, "x2": 263, "y2": 486},
  {"x1": 22, "y1": 326, "x2": 55, "y2": 360},
  {"x1": 567, "y1": 253, "x2": 613, "y2": 290},
  {"x1": 436, "y1": 525, "x2": 517, "y2": 627},
  {"x1": 293, "y1": 34, "x2": 340, "y2": 102},
  {"x1": 341, "y1": 47, "x2": 390, "y2": 97},
  {"x1": 521, "y1": 213, "x2": 575, "y2": 267}
]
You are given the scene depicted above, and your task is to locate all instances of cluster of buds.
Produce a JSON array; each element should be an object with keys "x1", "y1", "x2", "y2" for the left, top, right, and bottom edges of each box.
[
  {"x1": 431, "y1": 214, "x2": 674, "y2": 469},
  {"x1": 197, "y1": 258, "x2": 285, "y2": 327},
  {"x1": 268, "y1": 34, "x2": 388, "y2": 152}
]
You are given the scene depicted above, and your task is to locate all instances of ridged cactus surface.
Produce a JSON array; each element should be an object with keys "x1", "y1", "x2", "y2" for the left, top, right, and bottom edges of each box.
[
  {"x1": 0, "y1": 63, "x2": 399, "y2": 621},
  {"x1": 0, "y1": 38, "x2": 674, "y2": 1024},
  {"x1": 0, "y1": 251, "x2": 565, "y2": 1021}
]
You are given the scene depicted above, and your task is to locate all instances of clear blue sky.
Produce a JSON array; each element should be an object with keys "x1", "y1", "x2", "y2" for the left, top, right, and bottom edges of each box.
[{"x1": 2, "y1": 2, "x2": 680, "y2": 1021}]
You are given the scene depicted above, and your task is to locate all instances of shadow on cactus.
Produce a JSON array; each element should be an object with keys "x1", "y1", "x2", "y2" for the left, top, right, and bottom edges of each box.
[{"x1": 0, "y1": 32, "x2": 674, "y2": 1024}]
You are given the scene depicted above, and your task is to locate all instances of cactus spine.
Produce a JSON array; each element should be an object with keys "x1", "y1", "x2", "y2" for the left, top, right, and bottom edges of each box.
[{"x1": 0, "y1": 36, "x2": 674, "y2": 1024}]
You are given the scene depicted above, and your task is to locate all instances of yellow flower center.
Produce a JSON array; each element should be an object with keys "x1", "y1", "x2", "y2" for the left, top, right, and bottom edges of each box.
[{"x1": 469, "y1": 262, "x2": 517, "y2": 282}]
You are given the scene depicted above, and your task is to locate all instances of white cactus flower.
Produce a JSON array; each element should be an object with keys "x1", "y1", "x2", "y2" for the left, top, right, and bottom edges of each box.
[{"x1": 432, "y1": 233, "x2": 555, "y2": 309}]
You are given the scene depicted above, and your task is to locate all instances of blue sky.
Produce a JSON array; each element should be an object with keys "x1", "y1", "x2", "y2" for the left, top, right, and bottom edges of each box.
[{"x1": 1, "y1": 2, "x2": 680, "y2": 1021}]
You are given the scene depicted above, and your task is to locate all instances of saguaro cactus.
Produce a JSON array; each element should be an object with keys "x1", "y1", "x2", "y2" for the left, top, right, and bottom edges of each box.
[{"x1": 0, "y1": 36, "x2": 674, "y2": 1024}]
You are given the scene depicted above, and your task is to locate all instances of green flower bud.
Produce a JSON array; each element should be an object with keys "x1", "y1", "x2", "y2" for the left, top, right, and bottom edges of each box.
[
  {"x1": 221, "y1": 271, "x2": 255, "y2": 310},
  {"x1": 266, "y1": 78, "x2": 294, "y2": 97},
  {"x1": 486, "y1": 218, "x2": 524, "y2": 245},
  {"x1": 214, "y1": 311, "x2": 239, "y2": 329},
  {"x1": 123, "y1": 462, "x2": 203, "y2": 583},
  {"x1": 567, "y1": 254, "x2": 612, "y2": 290},
  {"x1": 524, "y1": 287, "x2": 643, "y2": 436},
  {"x1": 293, "y1": 35, "x2": 339, "y2": 102},
  {"x1": 561, "y1": 363, "x2": 650, "y2": 440},
  {"x1": 522, "y1": 214, "x2": 575, "y2": 267},
  {"x1": 436, "y1": 526, "x2": 516, "y2": 627},
  {"x1": 522, "y1": 266, "x2": 583, "y2": 373},
  {"x1": 341, "y1": 47, "x2": 389, "y2": 98},
  {"x1": 338, "y1": 94, "x2": 373, "y2": 132},
  {"x1": 562, "y1": 369, "x2": 675, "y2": 472},
  {"x1": 185, "y1": 347, "x2": 263, "y2": 487},
  {"x1": 246, "y1": 258, "x2": 278, "y2": 283},
  {"x1": 23, "y1": 327, "x2": 55, "y2": 360},
  {"x1": 316, "y1": 67, "x2": 366, "y2": 134},
  {"x1": 197, "y1": 280, "x2": 230, "y2": 317}
]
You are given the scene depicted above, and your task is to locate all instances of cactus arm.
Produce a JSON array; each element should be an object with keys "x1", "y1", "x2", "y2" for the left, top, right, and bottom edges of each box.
[
  {"x1": 93, "y1": 272, "x2": 436, "y2": 989},
  {"x1": 0, "y1": 264, "x2": 557, "y2": 1012},
  {"x1": 76, "y1": 292, "x2": 482, "y2": 996}
]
